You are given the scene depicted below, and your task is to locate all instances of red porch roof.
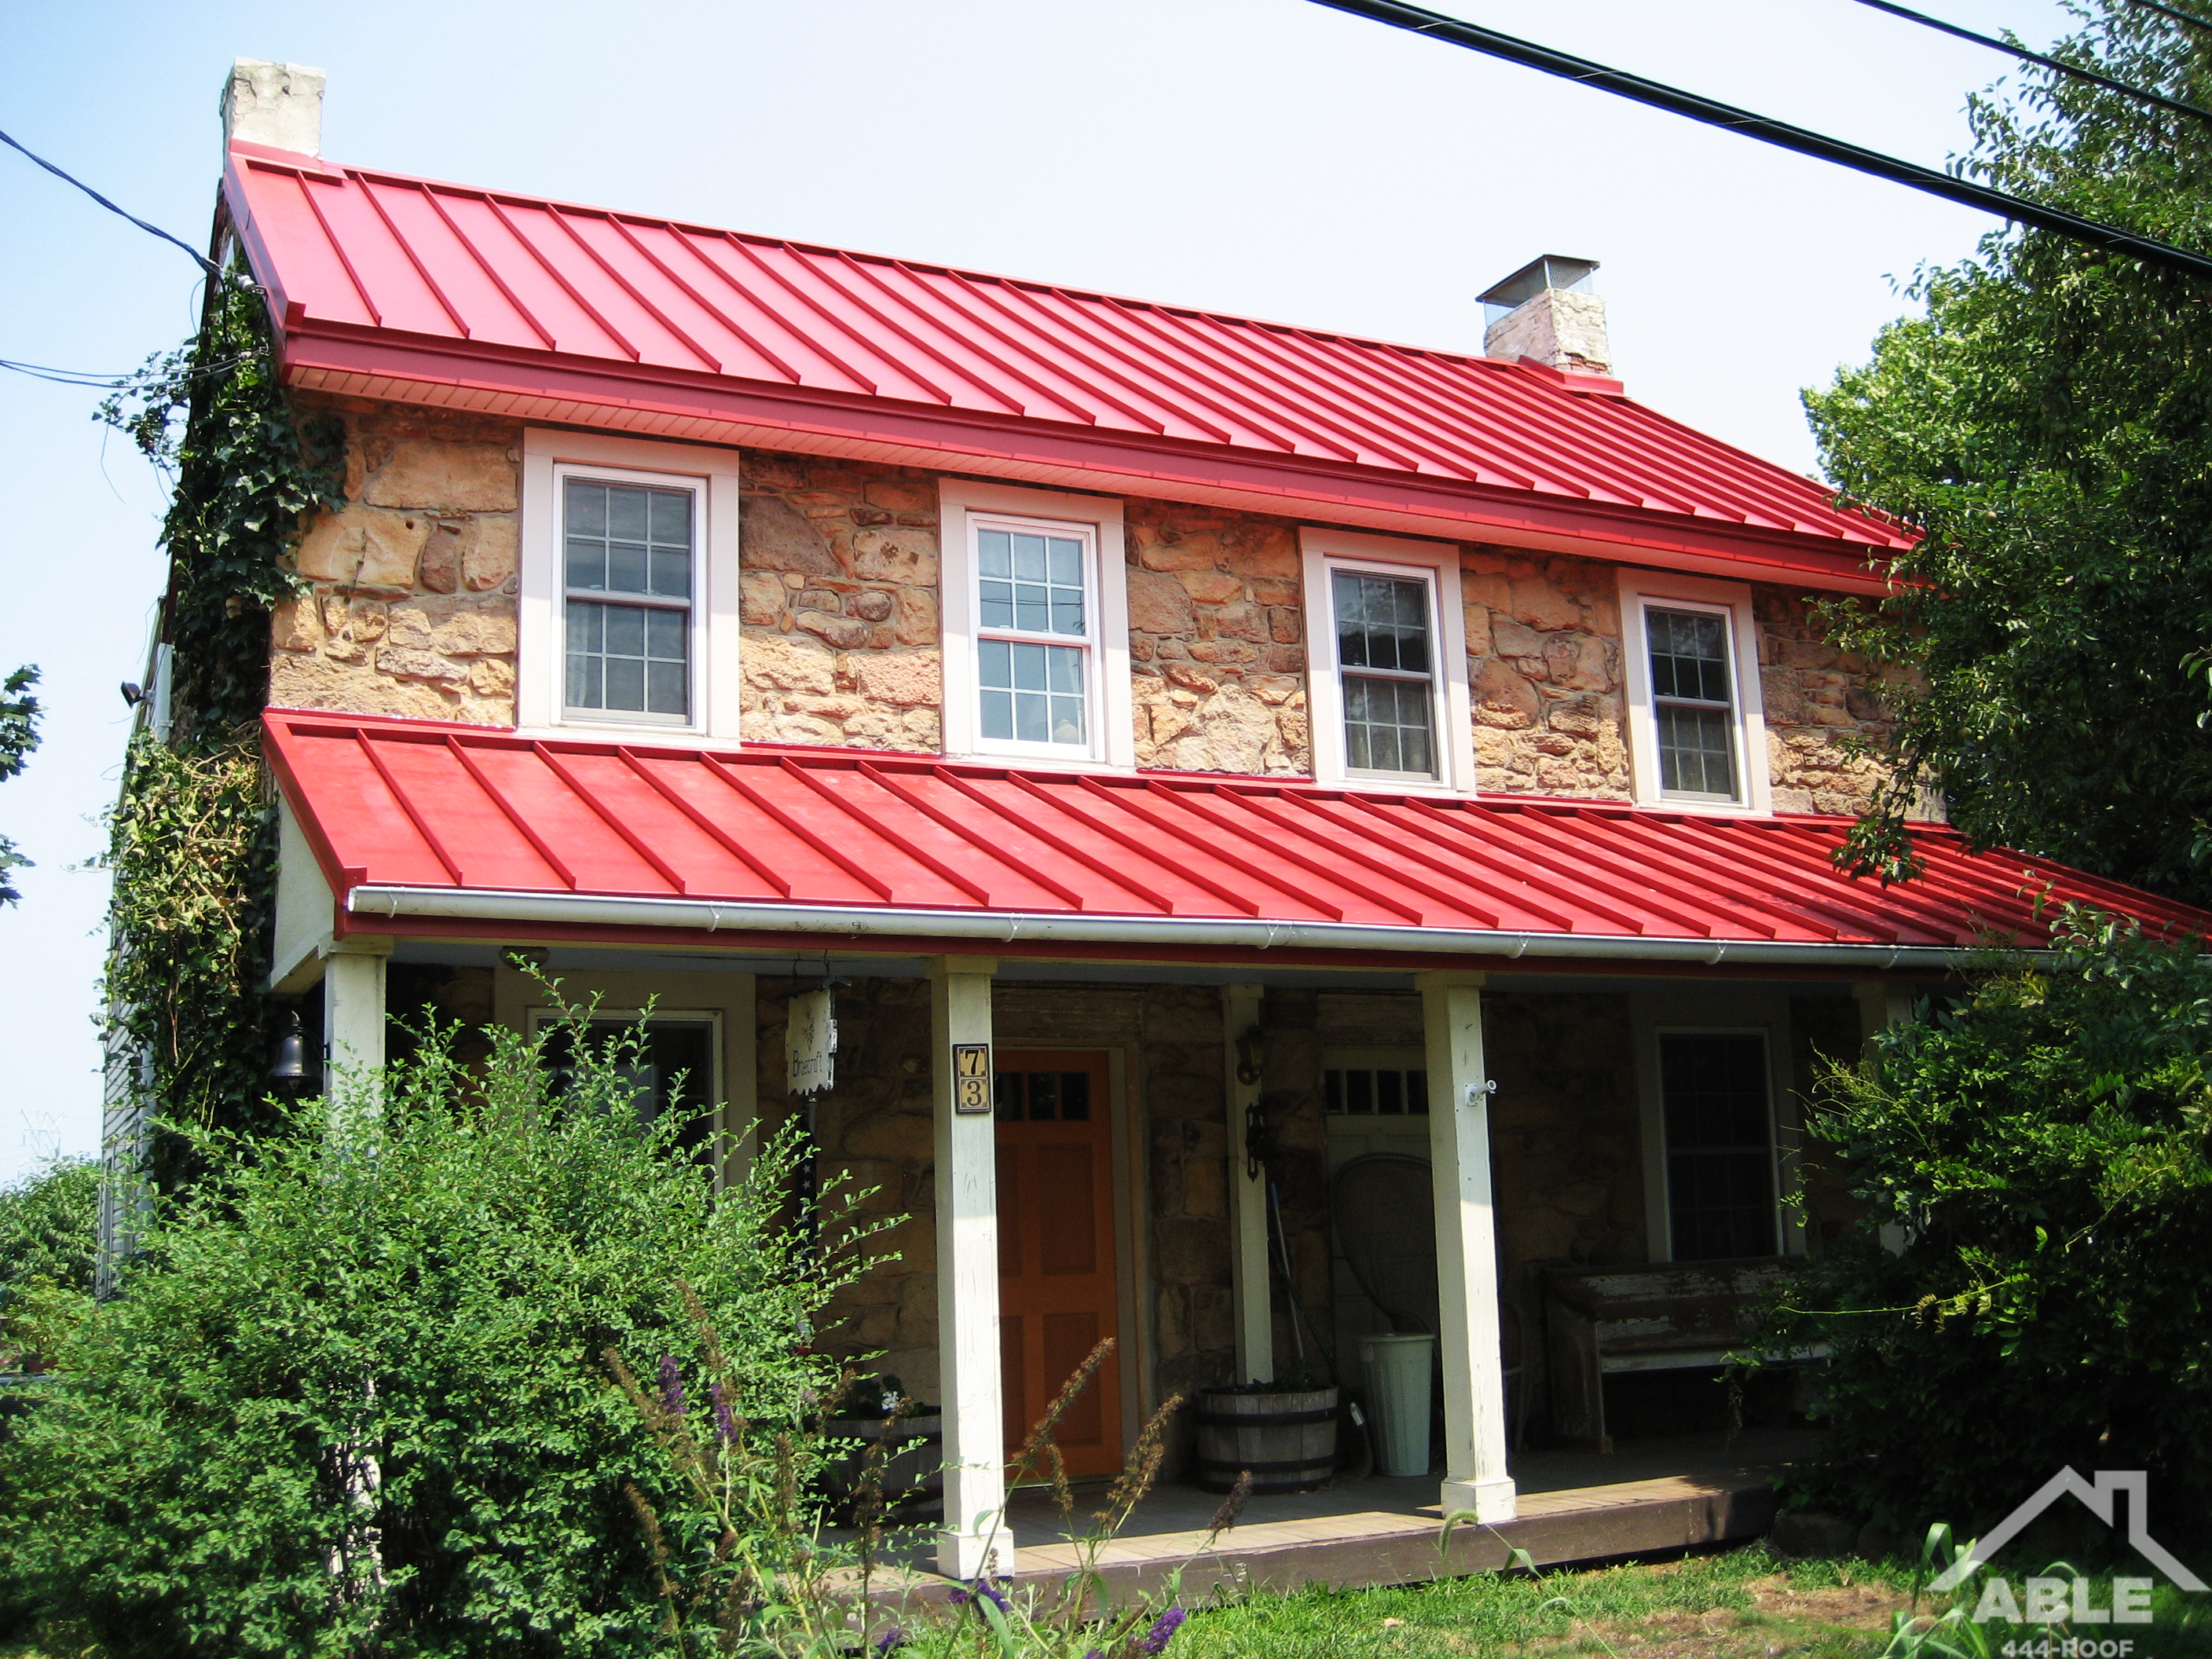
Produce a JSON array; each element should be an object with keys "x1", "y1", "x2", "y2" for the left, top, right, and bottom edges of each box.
[
  {"x1": 225, "y1": 141, "x2": 1913, "y2": 588},
  {"x1": 266, "y1": 712, "x2": 2209, "y2": 971}
]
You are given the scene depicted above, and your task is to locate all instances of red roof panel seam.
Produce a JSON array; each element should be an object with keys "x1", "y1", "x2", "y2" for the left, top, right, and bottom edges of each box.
[
  {"x1": 295, "y1": 175, "x2": 383, "y2": 327},
  {"x1": 675, "y1": 230, "x2": 882, "y2": 394},
  {"x1": 775, "y1": 756, "x2": 994, "y2": 905},
  {"x1": 1141, "y1": 782, "x2": 1441, "y2": 925},
  {"x1": 443, "y1": 735, "x2": 581, "y2": 889},
  {"x1": 928, "y1": 769, "x2": 1178, "y2": 914},
  {"x1": 616, "y1": 748, "x2": 793, "y2": 898},
  {"x1": 903, "y1": 263, "x2": 1165, "y2": 434},
  {"x1": 1330, "y1": 794, "x2": 1650, "y2": 934},
  {"x1": 701, "y1": 755, "x2": 896, "y2": 901},
  {"x1": 353, "y1": 179, "x2": 471, "y2": 338},
  {"x1": 602, "y1": 218, "x2": 805, "y2": 383},
  {"x1": 540, "y1": 210, "x2": 725, "y2": 373},
  {"x1": 855, "y1": 761, "x2": 1092, "y2": 910},
  {"x1": 1078, "y1": 777, "x2": 1361, "y2": 921},
  {"x1": 353, "y1": 731, "x2": 463, "y2": 883},
  {"x1": 1006, "y1": 774, "x2": 1265, "y2": 917},
  {"x1": 413, "y1": 185, "x2": 559, "y2": 348},
  {"x1": 816, "y1": 252, "x2": 1053, "y2": 419},
  {"x1": 727, "y1": 241, "x2": 954, "y2": 403},
  {"x1": 480, "y1": 196, "x2": 643, "y2": 362},
  {"x1": 532, "y1": 743, "x2": 692, "y2": 895}
]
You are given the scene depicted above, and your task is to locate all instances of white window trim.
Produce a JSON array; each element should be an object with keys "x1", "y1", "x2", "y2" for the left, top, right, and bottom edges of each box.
[
  {"x1": 1617, "y1": 569, "x2": 1771, "y2": 814},
  {"x1": 1300, "y1": 527, "x2": 1476, "y2": 793},
  {"x1": 1630, "y1": 990, "x2": 1804, "y2": 1263},
  {"x1": 520, "y1": 430, "x2": 742, "y2": 738},
  {"x1": 939, "y1": 479, "x2": 1133, "y2": 768}
]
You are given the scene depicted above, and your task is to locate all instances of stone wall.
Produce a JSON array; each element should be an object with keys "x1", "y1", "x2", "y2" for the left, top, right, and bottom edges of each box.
[
  {"x1": 270, "y1": 397, "x2": 522, "y2": 724},
  {"x1": 738, "y1": 453, "x2": 943, "y2": 753},
  {"x1": 1752, "y1": 588, "x2": 1918, "y2": 818},
  {"x1": 1461, "y1": 548, "x2": 1631, "y2": 797},
  {"x1": 1126, "y1": 503, "x2": 1310, "y2": 775}
]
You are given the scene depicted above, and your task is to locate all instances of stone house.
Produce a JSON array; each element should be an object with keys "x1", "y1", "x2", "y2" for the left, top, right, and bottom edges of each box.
[{"x1": 131, "y1": 60, "x2": 2212, "y2": 1577}]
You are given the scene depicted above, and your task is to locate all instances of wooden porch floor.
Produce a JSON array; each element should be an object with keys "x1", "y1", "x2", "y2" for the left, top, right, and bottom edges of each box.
[{"x1": 994, "y1": 1428, "x2": 1814, "y2": 1598}]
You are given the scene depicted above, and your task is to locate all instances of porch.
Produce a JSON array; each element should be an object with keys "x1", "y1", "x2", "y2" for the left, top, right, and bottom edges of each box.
[
  {"x1": 891, "y1": 1428, "x2": 1811, "y2": 1599},
  {"x1": 262, "y1": 715, "x2": 2166, "y2": 1584}
]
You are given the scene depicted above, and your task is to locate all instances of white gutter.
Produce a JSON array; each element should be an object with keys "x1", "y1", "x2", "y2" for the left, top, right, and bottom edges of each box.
[{"x1": 346, "y1": 884, "x2": 1988, "y2": 972}]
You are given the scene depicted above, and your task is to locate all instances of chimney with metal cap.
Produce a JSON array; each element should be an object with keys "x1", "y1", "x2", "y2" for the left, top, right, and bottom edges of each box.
[
  {"x1": 1480, "y1": 255, "x2": 1610, "y2": 376},
  {"x1": 222, "y1": 58, "x2": 325, "y2": 156}
]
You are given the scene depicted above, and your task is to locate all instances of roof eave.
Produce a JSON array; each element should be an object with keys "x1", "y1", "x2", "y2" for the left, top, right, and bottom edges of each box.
[{"x1": 275, "y1": 319, "x2": 1909, "y2": 592}]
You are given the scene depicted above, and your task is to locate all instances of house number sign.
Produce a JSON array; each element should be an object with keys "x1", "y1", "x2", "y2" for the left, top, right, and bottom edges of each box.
[{"x1": 952, "y1": 1043, "x2": 993, "y2": 1114}]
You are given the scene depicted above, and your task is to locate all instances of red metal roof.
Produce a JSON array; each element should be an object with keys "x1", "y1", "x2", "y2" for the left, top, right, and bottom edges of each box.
[
  {"x1": 225, "y1": 141, "x2": 1914, "y2": 584},
  {"x1": 266, "y1": 712, "x2": 2207, "y2": 967}
]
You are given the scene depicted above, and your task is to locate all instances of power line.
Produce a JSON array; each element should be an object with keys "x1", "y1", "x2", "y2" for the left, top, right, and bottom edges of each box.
[
  {"x1": 1306, "y1": 0, "x2": 2212, "y2": 282},
  {"x1": 1851, "y1": 0, "x2": 2212, "y2": 126},
  {"x1": 0, "y1": 126, "x2": 222, "y2": 280},
  {"x1": 2124, "y1": 0, "x2": 2212, "y2": 36},
  {"x1": 0, "y1": 355, "x2": 251, "y2": 389}
]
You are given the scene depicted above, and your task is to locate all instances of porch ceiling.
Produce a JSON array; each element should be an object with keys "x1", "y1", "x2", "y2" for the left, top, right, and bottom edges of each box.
[{"x1": 264, "y1": 709, "x2": 2212, "y2": 969}]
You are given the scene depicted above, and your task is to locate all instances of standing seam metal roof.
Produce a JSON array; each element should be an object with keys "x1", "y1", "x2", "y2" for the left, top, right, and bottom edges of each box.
[
  {"x1": 266, "y1": 712, "x2": 2210, "y2": 953},
  {"x1": 225, "y1": 143, "x2": 1915, "y2": 560}
]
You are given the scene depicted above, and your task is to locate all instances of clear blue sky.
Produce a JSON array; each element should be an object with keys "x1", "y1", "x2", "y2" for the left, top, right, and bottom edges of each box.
[{"x1": 0, "y1": 0, "x2": 2075, "y2": 1184}]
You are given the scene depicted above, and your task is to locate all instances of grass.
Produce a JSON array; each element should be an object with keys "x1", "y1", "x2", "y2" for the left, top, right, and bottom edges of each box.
[{"x1": 1174, "y1": 1544, "x2": 2212, "y2": 1659}]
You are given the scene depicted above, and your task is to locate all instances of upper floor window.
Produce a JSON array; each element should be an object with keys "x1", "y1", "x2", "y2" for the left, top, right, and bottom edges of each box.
[
  {"x1": 1335, "y1": 571, "x2": 1437, "y2": 778},
  {"x1": 1300, "y1": 529, "x2": 1475, "y2": 791},
  {"x1": 976, "y1": 520, "x2": 1094, "y2": 750},
  {"x1": 939, "y1": 480, "x2": 1133, "y2": 767},
  {"x1": 563, "y1": 477, "x2": 694, "y2": 722},
  {"x1": 519, "y1": 431, "x2": 742, "y2": 738},
  {"x1": 1617, "y1": 572, "x2": 1771, "y2": 812}
]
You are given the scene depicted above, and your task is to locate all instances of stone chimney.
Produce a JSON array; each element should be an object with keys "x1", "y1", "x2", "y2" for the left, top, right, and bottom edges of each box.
[
  {"x1": 1480, "y1": 255, "x2": 1610, "y2": 376},
  {"x1": 222, "y1": 58, "x2": 325, "y2": 156}
]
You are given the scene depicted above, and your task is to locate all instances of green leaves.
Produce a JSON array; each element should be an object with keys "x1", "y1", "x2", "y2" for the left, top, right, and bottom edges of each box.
[
  {"x1": 1807, "y1": 2, "x2": 2212, "y2": 908},
  {"x1": 0, "y1": 1012, "x2": 881, "y2": 1657},
  {"x1": 1750, "y1": 911, "x2": 2212, "y2": 1538},
  {"x1": 0, "y1": 665, "x2": 42, "y2": 907}
]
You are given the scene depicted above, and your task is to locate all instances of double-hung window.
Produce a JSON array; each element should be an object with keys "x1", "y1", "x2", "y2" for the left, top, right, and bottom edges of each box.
[
  {"x1": 976, "y1": 520, "x2": 1094, "y2": 750},
  {"x1": 939, "y1": 480, "x2": 1133, "y2": 767},
  {"x1": 1618, "y1": 573, "x2": 1770, "y2": 811},
  {"x1": 562, "y1": 473, "x2": 697, "y2": 723},
  {"x1": 1301, "y1": 529, "x2": 1474, "y2": 789}
]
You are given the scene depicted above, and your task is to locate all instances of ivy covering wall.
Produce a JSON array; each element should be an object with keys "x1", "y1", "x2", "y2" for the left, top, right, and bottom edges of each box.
[{"x1": 100, "y1": 273, "x2": 343, "y2": 1181}]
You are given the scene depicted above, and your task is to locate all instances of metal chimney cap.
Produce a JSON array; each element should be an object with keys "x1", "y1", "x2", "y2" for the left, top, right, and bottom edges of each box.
[{"x1": 1479, "y1": 256, "x2": 1601, "y2": 327}]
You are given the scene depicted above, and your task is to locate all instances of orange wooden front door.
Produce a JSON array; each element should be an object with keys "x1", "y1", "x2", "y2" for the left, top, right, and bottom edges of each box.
[{"x1": 995, "y1": 1050, "x2": 1122, "y2": 1480}]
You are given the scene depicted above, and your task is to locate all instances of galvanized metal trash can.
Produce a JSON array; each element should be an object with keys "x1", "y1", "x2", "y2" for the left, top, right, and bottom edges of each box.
[
  {"x1": 1192, "y1": 1386, "x2": 1339, "y2": 1495},
  {"x1": 1360, "y1": 1333, "x2": 1436, "y2": 1477}
]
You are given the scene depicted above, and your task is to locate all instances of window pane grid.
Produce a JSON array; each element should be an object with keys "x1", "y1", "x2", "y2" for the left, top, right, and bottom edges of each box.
[
  {"x1": 1323, "y1": 1068, "x2": 1430, "y2": 1115},
  {"x1": 976, "y1": 522, "x2": 1093, "y2": 749},
  {"x1": 1334, "y1": 570, "x2": 1437, "y2": 778},
  {"x1": 1646, "y1": 606, "x2": 1738, "y2": 800},
  {"x1": 565, "y1": 478, "x2": 693, "y2": 720}
]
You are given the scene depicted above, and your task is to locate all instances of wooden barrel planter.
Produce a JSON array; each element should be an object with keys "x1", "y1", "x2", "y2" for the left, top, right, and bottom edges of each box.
[{"x1": 1192, "y1": 1386, "x2": 1339, "y2": 1495}]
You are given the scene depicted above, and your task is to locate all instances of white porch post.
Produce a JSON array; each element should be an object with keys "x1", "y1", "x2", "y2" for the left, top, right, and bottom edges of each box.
[
  {"x1": 1419, "y1": 970, "x2": 1516, "y2": 1523},
  {"x1": 1223, "y1": 983, "x2": 1274, "y2": 1385},
  {"x1": 929, "y1": 955, "x2": 1011, "y2": 1579},
  {"x1": 320, "y1": 938, "x2": 390, "y2": 1100}
]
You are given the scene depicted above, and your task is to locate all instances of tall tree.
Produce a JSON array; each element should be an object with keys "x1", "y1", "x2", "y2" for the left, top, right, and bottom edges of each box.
[
  {"x1": 1811, "y1": 2, "x2": 2212, "y2": 904},
  {"x1": 0, "y1": 666, "x2": 42, "y2": 907}
]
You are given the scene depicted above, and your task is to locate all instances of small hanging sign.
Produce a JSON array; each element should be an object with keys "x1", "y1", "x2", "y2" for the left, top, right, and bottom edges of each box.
[
  {"x1": 952, "y1": 1042, "x2": 993, "y2": 1114},
  {"x1": 788, "y1": 985, "x2": 838, "y2": 1097}
]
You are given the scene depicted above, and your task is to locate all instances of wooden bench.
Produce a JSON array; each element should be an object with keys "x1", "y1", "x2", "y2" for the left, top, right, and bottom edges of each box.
[{"x1": 1543, "y1": 1258, "x2": 1800, "y2": 1452}]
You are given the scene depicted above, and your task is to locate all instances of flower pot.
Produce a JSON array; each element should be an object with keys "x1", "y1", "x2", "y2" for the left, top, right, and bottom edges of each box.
[{"x1": 1192, "y1": 1386, "x2": 1339, "y2": 1495}]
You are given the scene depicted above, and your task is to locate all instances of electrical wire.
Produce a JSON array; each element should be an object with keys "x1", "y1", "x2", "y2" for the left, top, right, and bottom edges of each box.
[
  {"x1": 1851, "y1": 0, "x2": 2212, "y2": 126},
  {"x1": 0, "y1": 353, "x2": 251, "y2": 389},
  {"x1": 2124, "y1": 0, "x2": 2212, "y2": 36},
  {"x1": 1306, "y1": 0, "x2": 2212, "y2": 281},
  {"x1": 0, "y1": 126, "x2": 222, "y2": 279}
]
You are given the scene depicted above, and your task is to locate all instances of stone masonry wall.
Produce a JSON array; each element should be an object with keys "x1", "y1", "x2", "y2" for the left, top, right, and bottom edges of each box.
[
  {"x1": 738, "y1": 452, "x2": 943, "y2": 752},
  {"x1": 1461, "y1": 548, "x2": 1631, "y2": 797},
  {"x1": 1124, "y1": 502, "x2": 1310, "y2": 775},
  {"x1": 269, "y1": 397, "x2": 522, "y2": 724},
  {"x1": 1753, "y1": 588, "x2": 1919, "y2": 818}
]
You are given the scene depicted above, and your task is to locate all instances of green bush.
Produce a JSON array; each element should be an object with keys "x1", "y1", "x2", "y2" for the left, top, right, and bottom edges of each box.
[
  {"x1": 0, "y1": 1009, "x2": 888, "y2": 1657},
  {"x1": 0, "y1": 1157, "x2": 97, "y2": 1306},
  {"x1": 1753, "y1": 906, "x2": 2212, "y2": 1539}
]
